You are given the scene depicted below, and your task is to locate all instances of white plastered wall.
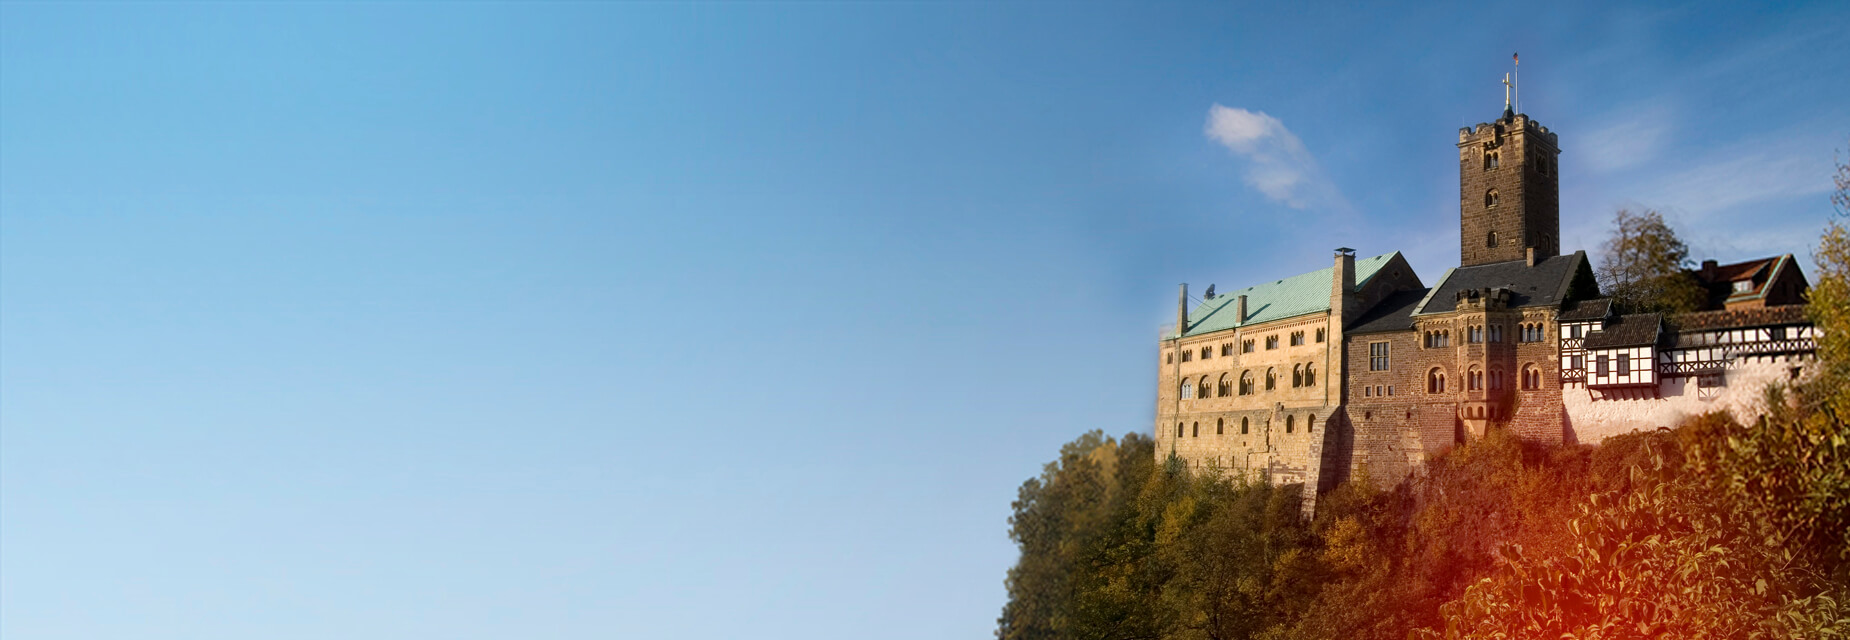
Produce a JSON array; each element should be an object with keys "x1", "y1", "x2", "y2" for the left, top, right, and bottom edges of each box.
[{"x1": 1563, "y1": 358, "x2": 1807, "y2": 444}]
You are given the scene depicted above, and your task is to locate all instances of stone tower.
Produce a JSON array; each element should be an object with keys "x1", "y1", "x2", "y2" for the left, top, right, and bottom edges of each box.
[{"x1": 1457, "y1": 109, "x2": 1560, "y2": 267}]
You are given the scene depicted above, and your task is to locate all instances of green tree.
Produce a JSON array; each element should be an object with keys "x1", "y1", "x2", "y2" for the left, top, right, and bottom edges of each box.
[
  {"x1": 1810, "y1": 140, "x2": 1850, "y2": 414},
  {"x1": 1596, "y1": 208, "x2": 1707, "y2": 314}
]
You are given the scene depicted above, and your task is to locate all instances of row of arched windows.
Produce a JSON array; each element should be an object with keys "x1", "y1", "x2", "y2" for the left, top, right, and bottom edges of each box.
[
  {"x1": 1180, "y1": 364, "x2": 1319, "y2": 400},
  {"x1": 1173, "y1": 414, "x2": 1317, "y2": 438},
  {"x1": 1428, "y1": 364, "x2": 1548, "y2": 394}
]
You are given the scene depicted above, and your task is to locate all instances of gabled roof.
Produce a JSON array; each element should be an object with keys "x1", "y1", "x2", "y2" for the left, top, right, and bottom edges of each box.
[
  {"x1": 1169, "y1": 252, "x2": 1399, "y2": 339},
  {"x1": 1558, "y1": 298, "x2": 1613, "y2": 322},
  {"x1": 1585, "y1": 313, "x2": 1662, "y2": 349},
  {"x1": 1692, "y1": 254, "x2": 1804, "y2": 308},
  {"x1": 1415, "y1": 251, "x2": 1589, "y2": 315},
  {"x1": 1347, "y1": 288, "x2": 1431, "y2": 335}
]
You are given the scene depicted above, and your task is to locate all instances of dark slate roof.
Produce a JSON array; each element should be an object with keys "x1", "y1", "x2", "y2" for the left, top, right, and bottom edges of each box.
[
  {"x1": 1558, "y1": 298, "x2": 1613, "y2": 322},
  {"x1": 1346, "y1": 288, "x2": 1431, "y2": 335},
  {"x1": 1415, "y1": 251, "x2": 1587, "y2": 315},
  {"x1": 1667, "y1": 305, "x2": 1810, "y2": 332},
  {"x1": 1584, "y1": 313, "x2": 1663, "y2": 349}
]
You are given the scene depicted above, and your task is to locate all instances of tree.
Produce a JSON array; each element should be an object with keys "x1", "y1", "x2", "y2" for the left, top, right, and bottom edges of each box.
[
  {"x1": 1596, "y1": 208, "x2": 1707, "y2": 314},
  {"x1": 1810, "y1": 140, "x2": 1850, "y2": 411}
]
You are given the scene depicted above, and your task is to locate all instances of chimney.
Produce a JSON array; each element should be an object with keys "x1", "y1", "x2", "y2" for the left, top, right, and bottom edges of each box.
[
  {"x1": 1236, "y1": 294, "x2": 1248, "y2": 325},
  {"x1": 1332, "y1": 248, "x2": 1357, "y2": 325},
  {"x1": 1177, "y1": 283, "x2": 1189, "y2": 338},
  {"x1": 1526, "y1": 247, "x2": 1536, "y2": 267},
  {"x1": 1701, "y1": 259, "x2": 1718, "y2": 277}
]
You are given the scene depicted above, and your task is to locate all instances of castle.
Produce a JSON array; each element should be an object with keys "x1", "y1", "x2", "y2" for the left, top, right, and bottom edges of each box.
[{"x1": 1155, "y1": 101, "x2": 1819, "y2": 510}]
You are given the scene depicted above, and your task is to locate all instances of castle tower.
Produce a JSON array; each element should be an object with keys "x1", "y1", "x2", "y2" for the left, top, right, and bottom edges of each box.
[{"x1": 1457, "y1": 108, "x2": 1560, "y2": 267}]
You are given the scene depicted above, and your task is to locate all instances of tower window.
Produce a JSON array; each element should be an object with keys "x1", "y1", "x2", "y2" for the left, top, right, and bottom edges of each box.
[
  {"x1": 1485, "y1": 189, "x2": 1499, "y2": 208},
  {"x1": 1484, "y1": 151, "x2": 1500, "y2": 170},
  {"x1": 1487, "y1": 231, "x2": 1498, "y2": 248}
]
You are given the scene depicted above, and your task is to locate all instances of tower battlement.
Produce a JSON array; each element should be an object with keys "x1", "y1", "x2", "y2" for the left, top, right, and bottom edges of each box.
[{"x1": 1458, "y1": 110, "x2": 1561, "y2": 267}]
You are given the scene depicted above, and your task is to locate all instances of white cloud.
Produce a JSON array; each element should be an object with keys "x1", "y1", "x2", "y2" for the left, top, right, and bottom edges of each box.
[
  {"x1": 1203, "y1": 105, "x2": 1351, "y2": 212},
  {"x1": 1579, "y1": 105, "x2": 1674, "y2": 172}
]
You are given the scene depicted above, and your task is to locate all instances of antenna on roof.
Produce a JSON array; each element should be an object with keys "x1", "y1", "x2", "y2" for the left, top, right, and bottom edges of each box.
[{"x1": 1513, "y1": 52, "x2": 1520, "y2": 114}]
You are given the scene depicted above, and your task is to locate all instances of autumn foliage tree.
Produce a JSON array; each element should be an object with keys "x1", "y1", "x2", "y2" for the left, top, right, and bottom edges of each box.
[{"x1": 1596, "y1": 208, "x2": 1707, "y2": 314}]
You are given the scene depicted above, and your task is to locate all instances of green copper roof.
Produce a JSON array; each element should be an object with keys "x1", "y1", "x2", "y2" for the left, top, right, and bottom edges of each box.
[{"x1": 1167, "y1": 252, "x2": 1399, "y2": 339}]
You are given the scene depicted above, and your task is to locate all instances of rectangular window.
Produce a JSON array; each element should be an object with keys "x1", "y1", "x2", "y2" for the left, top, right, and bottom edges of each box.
[
  {"x1": 1387, "y1": 385, "x2": 1394, "y2": 396},
  {"x1": 1571, "y1": 355, "x2": 1584, "y2": 370},
  {"x1": 1364, "y1": 386, "x2": 1372, "y2": 397},
  {"x1": 1369, "y1": 342, "x2": 1389, "y2": 371},
  {"x1": 1618, "y1": 354, "x2": 1630, "y2": 376},
  {"x1": 1596, "y1": 355, "x2": 1609, "y2": 376},
  {"x1": 1166, "y1": 352, "x2": 1173, "y2": 364}
]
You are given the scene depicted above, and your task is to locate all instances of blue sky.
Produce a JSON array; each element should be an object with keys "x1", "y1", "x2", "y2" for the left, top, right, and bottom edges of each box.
[{"x1": 2, "y1": 2, "x2": 1845, "y2": 638}]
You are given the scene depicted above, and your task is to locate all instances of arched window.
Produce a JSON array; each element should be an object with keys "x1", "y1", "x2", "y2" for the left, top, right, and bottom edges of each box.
[
  {"x1": 1217, "y1": 373, "x2": 1231, "y2": 397},
  {"x1": 1521, "y1": 364, "x2": 1540, "y2": 390},
  {"x1": 1487, "y1": 231, "x2": 1498, "y2": 248},
  {"x1": 1286, "y1": 415, "x2": 1294, "y2": 433},
  {"x1": 1181, "y1": 379, "x2": 1194, "y2": 399},
  {"x1": 1240, "y1": 371, "x2": 1254, "y2": 396},
  {"x1": 1428, "y1": 368, "x2": 1447, "y2": 394},
  {"x1": 1216, "y1": 418, "x2": 1224, "y2": 435},
  {"x1": 1489, "y1": 369, "x2": 1503, "y2": 390},
  {"x1": 1241, "y1": 417, "x2": 1250, "y2": 434},
  {"x1": 1468, "y1": 366, "x2": 1484, "y2": 391},
  {"x1": 1485, "y1": 188, "x2": 1499, "y2": 208},
  {"x1": 1307, "y1": 413, "x2": 1316, "y2": 433},
  {"x1": 1199, "y1": 376, "x2": 1210, "y2": 399},
  {"x1": 1192, "y1": 422, "x2": 1199, "y2": 437},
  {"x1": 1265, "y1": 368, "x2": 1277, "y2": 391},
  {"x1": 1177, "y1": 422, "x2": 1184, "y2": 437},
  {"x1": 1304, "y1": 363, "x2": 1316, "y2": 387},
  {"x1": 1292, "y1": 364, "x2": 1304, "y2": 388}
]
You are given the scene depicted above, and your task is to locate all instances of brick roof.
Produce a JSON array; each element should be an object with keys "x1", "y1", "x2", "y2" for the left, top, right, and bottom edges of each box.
[
  {"x1": 1169, "y1": 252, "x2": 1400, "y2": 339},
  {"x1": 1666, "y1": 304, "x2": 1810, "y2": 332},
  {"x1": 1415, "y1": 251, "x2": 1588, "y2": 315},
  {"x1": 1584, "y1": 313, "x2": 1662, "y2": 349}
]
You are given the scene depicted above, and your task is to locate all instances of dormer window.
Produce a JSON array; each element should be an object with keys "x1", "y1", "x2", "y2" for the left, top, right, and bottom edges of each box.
[{"x1": 1733, "y1": 280, "x2": 1753, "y2": 293}]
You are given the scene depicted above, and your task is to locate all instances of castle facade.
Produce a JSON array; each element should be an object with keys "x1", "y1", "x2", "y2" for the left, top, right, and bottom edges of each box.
[{"x1": 1155, "y1": 106, "x2": 1818, "y2": 508}]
